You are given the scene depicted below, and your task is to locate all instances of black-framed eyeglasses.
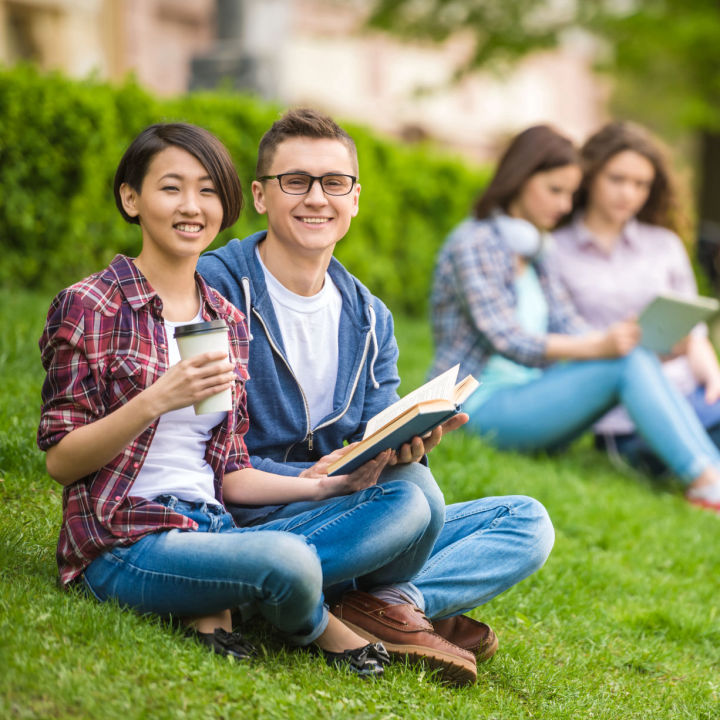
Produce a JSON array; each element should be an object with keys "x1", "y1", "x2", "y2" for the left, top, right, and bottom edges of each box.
[{"x1": 258, "y1": 172, "x2": 357, "y2": 196}]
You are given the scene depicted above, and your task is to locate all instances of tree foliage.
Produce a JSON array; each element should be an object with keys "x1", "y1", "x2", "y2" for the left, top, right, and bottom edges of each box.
[{"x1": 367, "y1": 0, "x2": 720, "y2": 134}]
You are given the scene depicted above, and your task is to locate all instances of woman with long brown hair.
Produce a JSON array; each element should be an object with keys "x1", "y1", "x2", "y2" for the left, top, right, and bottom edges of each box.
[
  {"x1": 552, "y1": 121, "x2": 720, "y2": 480},
  {"x1": 430, "y1": 124, "x2": 720, "y2": 512}
]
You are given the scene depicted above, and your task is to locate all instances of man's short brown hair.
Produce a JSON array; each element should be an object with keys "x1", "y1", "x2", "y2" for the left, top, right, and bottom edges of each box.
[{"x1": 256, "y1": 108, "x2": 358, "y2": 177}]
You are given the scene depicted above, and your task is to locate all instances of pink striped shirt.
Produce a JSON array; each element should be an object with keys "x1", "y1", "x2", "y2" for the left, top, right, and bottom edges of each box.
[{"x1": 551, "y1": 217, "x2": 702, "y2": 434}]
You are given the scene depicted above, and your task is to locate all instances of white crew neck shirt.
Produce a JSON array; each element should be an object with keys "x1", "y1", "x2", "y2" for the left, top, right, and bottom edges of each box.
[
  {"x1": 256, "y1": 247, "x2": 341, "y2": 427},
  {"x1": 131, "y1": 309, "x2": 226, "y2": 506}
]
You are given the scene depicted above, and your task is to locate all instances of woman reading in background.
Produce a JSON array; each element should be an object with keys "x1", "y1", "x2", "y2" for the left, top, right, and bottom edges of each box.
[
  {"x1": 552, "y1": 121, "x2": 720, "y2": 479},
  {"x1": 430, "y1": 124, "x2": 720, "y2": 513}
]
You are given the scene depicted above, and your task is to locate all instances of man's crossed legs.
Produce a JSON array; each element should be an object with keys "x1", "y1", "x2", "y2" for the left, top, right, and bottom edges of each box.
[{"x1": 251, "y1": 463, "x2": 554, "y2": 685}]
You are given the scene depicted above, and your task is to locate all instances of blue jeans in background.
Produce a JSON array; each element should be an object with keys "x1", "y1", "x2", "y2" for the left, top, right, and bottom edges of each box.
[
  {"x1": 599, "y1": 384, "x2": 720, "y2": 476},
  {"x1": 465, "y1": 348, "x2": 720, "y2": 484},
  {"x1": 83, "y1": 497, "x2": 326, "y2": 645}
]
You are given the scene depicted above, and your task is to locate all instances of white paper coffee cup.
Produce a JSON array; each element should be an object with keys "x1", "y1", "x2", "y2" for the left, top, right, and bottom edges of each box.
[{"x1": 174, "y1": 319, "x2": 232, "y2": 415}]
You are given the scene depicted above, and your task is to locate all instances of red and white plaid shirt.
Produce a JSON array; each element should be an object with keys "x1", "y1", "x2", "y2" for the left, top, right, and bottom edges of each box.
[{"x1": 38, "y1": 255, "x2": 251, "y2": 586}]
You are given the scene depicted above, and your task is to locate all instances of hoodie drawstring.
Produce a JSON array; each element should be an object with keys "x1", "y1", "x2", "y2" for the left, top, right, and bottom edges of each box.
[
  {"x1": 367, "y1": 305, "x2": 380, "y2": 389},
  {"x1": 241, "y1": 276, "x2": 253, "y2": 340}
]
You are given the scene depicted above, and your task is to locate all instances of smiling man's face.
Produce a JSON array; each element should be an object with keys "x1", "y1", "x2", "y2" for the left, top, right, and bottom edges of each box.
[{"x1": 251, "y1": 137, "x2": 360, "y2": 258}]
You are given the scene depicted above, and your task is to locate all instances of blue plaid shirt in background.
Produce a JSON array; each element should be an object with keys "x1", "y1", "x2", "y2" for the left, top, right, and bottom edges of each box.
[
  {"x1": 429, "y1": 218, "x2": 587, "y2": 380},
  {"x1": 38, "y1": 255, "x2": 251, "y2": 586}
]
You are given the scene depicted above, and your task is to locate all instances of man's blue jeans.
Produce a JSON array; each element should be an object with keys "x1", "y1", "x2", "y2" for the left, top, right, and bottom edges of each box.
[
  {"x1": 365, "y1": 465, "x2": 554, "y2": 621},
  {"x1": 243, "y1": 462, "x2": 554, "y2": 624},
  {"x1": 413, "y1": 494, "x2": 554, "y2": 619},
  {"x1": 257, "y1": 466, "x2": 439, "y2": 589},
  {"x1": 465, "y1": 348, "x2": 720, "y2": 483}
]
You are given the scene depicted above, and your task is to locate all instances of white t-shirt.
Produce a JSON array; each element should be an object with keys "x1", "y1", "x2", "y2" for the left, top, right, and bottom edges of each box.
[
  {"x1": 131, "y1": 312, "x2": 226, "y2": 506},
  {"x1": 257, "y1": 248, "x2": 341, "y2": 427}
]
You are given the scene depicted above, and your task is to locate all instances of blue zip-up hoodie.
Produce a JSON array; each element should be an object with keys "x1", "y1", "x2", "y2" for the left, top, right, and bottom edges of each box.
[{"x1": 198, "y1": 232, "x2": 402, "y2": 521}]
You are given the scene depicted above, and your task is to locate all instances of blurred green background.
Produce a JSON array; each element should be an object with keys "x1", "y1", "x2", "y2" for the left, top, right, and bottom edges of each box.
[{"x1": 0, "y1": 65, "x2": 487, "y2": 316}]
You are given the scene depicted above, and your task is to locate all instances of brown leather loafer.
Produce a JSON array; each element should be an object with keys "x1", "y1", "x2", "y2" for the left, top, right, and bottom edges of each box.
[
  {"x1": 432, "y1": 615, "x2": 498, "y2": 662},
  {"x1": 330, "y1": 590, "x2": 477, "y2": 686}
]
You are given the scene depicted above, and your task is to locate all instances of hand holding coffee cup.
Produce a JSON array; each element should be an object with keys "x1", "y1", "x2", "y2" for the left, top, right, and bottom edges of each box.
[{"x1": 174, "y1": 320, "x2": 233, "y2": 414}]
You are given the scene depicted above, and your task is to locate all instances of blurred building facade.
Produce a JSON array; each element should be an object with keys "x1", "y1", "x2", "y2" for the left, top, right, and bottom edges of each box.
[
  {"x1": 0, "y1": 0, "x2": 215, "y2": 93},
  {"x1": 1, "y1": 0, "x2": 606, "y2": 159}
]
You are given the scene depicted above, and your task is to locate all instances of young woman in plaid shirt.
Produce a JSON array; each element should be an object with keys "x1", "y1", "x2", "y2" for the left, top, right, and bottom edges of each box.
[{"x1": 38, "y1": 123, "x2": 433, "y2": 675}]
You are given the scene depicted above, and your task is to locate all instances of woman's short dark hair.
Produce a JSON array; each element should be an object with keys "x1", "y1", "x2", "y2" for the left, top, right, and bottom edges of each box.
[
  {"x1": 575, "y1": 121, "x2": 680, "y2": 233},
  {"x1": 474, "y1": 125, "x2": 579, "y2": 219},
  {"x1": 113, "y1": 123, "x2": 243, "y2": 230}
]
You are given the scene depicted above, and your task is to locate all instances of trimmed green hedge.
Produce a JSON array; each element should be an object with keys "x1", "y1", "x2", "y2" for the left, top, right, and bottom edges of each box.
[{"x1": 0, "y1": 65, "x2": 489, "y2": 315}]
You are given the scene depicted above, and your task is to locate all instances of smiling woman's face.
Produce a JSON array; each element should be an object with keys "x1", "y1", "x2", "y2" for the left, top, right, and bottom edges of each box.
[
  {"x1": 508, "y1": 164, "x2": 582, "y2": 231},
  {"x1": 119, "y1": 146, "x2": 223, "y2": 262}
]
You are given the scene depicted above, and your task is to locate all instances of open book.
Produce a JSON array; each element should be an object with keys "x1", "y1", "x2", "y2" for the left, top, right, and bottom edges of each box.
[
  {"x1": 639, "y1": 292, "x2": 719, "y2": 354},
  {"x1": 326, "y1": 365, "x2": 479, "y2": 476}
]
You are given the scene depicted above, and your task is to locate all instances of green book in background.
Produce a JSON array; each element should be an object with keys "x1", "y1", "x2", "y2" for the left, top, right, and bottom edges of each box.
[
  {"x1": 327, "y1": 365, "x2": 479, "y2": 476},
  {"x1": 638, "y1": 292, "x2": 720, "y2": 354}
]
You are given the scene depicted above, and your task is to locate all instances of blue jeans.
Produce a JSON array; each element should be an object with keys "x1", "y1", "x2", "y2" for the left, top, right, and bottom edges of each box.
[
  {"x1": 250, "y1": 463, "x2": 553, "y2": 622},
  {"x1": 465, "y1": 348, "x2": 720, "y2": 483},
  {"x1": 250, "y1": 476, "x2": 434, "y2": 589},
  {"x1": 83, "y1": 497, "x2": 326, "y2": 645},
  {"x1": 413, "y1": 495, "x2": 554, "y2": 620},
  {"x1": 373, "y1": 466, "x2": 554, "y2": 621},
  {"x1": 602, "y1": 385, "x2": 720, "y2": 476}
]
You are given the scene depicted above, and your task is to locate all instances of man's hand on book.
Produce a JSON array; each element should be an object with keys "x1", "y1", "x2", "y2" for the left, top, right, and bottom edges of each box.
[
  {"x1": 389, "y1": 412, "x2": 469, "y2": 464},
  {"x1": 300, "y1": 446, "x2": 393, "y2": 498}
]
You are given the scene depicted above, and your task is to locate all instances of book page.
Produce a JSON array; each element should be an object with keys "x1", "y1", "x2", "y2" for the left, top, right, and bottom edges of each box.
[
  {"x1": 363, "y1": 365, "x2": 459, "y2": 439},
  {"x1": 454, "y1": 375, "x2": 480, "y2": 405}
]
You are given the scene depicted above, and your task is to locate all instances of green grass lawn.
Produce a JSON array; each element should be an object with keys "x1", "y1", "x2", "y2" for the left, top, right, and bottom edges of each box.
[{"x1": 1, "y1": 288, "x2": 719, "y2": 720}]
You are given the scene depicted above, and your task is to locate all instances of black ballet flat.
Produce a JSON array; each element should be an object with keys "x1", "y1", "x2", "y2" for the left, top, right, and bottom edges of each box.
[
  {"x1": 319, "y1": 641, "x2": 390, "y2": 678},
  {"x1": 187, "y1": 627, "x2": 257, "y2": 661}
]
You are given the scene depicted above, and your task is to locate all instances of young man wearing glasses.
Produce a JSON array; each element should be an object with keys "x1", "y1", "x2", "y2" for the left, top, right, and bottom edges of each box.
[{"x1": 197, "y1": 108, "x2": 554, "y2": 685}]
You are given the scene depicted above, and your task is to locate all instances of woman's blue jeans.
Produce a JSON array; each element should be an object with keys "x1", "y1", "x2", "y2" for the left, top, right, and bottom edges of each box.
[
  {"x1": 604, "y1": 385, "x2": 720, "y2": 476},
  {"x1": 83, "y1": 480, "x2": 433, "y2": 644},
  {"x1": 465, "y1": 348, "x2": 720, "y2": 483},
  {"x1": 83, "y1": 497, "x2": 326, "y2": 645}
]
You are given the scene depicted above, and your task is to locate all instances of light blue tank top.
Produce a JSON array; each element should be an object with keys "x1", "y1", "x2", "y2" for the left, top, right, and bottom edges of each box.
[{"x1": 465, "y1": 265, "x2": 547, "y2": 410}]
